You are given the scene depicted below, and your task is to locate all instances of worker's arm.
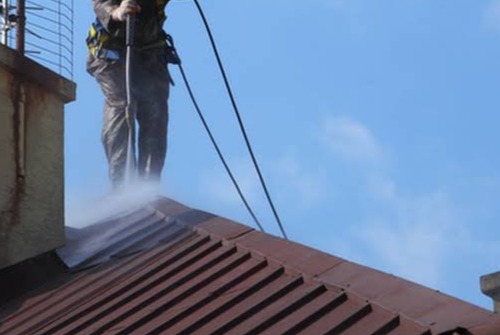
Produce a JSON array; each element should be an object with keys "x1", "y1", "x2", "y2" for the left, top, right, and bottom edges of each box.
[
  {"x1": 93, "y1": 0, "x2": 140, "y2": 29},
  {"x1": 93, "y1": 0, "x2": 118, "y2": 29}
]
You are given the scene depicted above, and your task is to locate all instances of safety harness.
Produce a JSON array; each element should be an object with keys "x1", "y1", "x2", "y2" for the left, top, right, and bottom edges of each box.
[{"x1": 86, "y1": 0, "x2": 173, "y2": 61}]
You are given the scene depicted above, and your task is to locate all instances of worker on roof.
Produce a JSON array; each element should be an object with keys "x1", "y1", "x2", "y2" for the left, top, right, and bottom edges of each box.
[{"x1": 87, "y1": 0, "x2": 177, "y2": 189}]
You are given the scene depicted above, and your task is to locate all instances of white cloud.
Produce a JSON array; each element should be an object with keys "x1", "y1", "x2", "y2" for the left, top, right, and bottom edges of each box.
[
  {"x1": 319, "y1": 115, "x2": 467, "y2": 288},
  {"x1": 357, "y1": 190, "x2": 460, "y2": 287},
  {"x1": 366, "y1": 174, "x2": 397, "y2": 202},
  {"x1": 272, "y1": 153, "x2": 327, "y2": 209},
  {"x1": 317, "y1": 115, "x2": 500, "y2": 298},
  {"x1": 484, "y1": 0, "x2": 500, "y2": 32},
  {"x1": 199, "y1": 159, "x2": 260, "y2": 206},
  {"x1": 321, "y1": 115, "x2": 384, "y2": 165},
  {"x1": 199, "y1": 153, "x2": 326, "y2": 212}
]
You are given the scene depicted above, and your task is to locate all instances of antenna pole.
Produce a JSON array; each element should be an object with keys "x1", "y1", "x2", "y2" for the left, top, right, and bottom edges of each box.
[
  {"x1": 1, "y1": 0, "x2": 9, "y2": 46},
  {"x1": 16, "y1": 0, "x2": 25, "y2": 55}
]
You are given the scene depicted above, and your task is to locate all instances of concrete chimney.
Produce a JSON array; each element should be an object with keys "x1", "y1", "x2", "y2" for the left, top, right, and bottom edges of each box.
[
  {"x1": 0, "y1": 45, "x2": 75, "y2": 269},
  {"x1": 481, "y1": 271, "x2": 500, "y2": 313}
]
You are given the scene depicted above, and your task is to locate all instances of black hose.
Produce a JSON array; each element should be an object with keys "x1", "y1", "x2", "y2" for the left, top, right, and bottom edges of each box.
[{"x1": 192, "y1": 0, "x2": 288, "y2": 240}]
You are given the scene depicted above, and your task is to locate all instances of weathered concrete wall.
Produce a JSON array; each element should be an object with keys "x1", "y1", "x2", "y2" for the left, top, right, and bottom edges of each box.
[{"x1": 0, "y1": 45, "x2": 75, "y2": 269}]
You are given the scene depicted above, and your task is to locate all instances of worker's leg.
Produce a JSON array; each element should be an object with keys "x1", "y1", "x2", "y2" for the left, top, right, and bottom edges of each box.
[
  {"x1": 136, "y1": 97, "x2": 168, "y2": 183},
  {"x1": 88, "y1": 56, "x2": 133, "y2": 189},
  {"x1": 135, "y1": 49, "x2": 170, "y2": 183}
]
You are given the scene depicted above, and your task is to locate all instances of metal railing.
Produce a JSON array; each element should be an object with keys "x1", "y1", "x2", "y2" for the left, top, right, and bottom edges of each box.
[{"x1": 1, "y1": 0, "x2": 74, "y2": 79}]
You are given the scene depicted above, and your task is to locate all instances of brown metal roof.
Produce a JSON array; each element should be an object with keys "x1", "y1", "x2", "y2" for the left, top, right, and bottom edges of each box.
[{"x1": 1, "y1": 197, "x2": 499, "y2": 335}]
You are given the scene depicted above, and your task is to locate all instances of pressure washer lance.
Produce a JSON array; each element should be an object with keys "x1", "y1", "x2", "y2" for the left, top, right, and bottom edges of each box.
[{"x1": 124, "y1": 14, "x2": 136, "y2": 186}]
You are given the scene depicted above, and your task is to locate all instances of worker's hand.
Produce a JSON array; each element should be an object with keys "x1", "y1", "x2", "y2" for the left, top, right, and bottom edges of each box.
[{"x1": 110, "y1": 0, "x2": 141, "y2": 22}]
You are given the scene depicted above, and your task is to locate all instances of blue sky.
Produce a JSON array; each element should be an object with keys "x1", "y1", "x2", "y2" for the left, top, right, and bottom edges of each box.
[{"x1": 64, "y1": 0, "x2": 500, "y2": 309}]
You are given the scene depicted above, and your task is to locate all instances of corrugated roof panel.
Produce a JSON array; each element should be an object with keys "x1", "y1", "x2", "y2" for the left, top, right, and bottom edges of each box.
[
  {"x1": 167, "y1": 262, "x2": 285, "y2": 335},
  {"x1": 339, "y1": 308, "x2": 401, "y2": 335},
  {"x1": 318, "y1": 260, "x2": 495, "y2": 332},
  {"x1": 227, "y1": 283, "x2": 327, "y2": 334},
  {"x1": 1, "y1": 232, "x2": 200, "y2": 335},
  {"x1": 130, "y1": 256, "x2": 269, "y2": 334},
  {"x1": 381, "y1": 324, "x2": 431, "y2": 335},
  {"x1": 1, "y1": 197, "x2": 500, "y2": 335},
  {"x1": 295, "y1": 295, "x2": 372, "y2": 334},
  {"x1": 44, "y1": 236, "x2": 223, "y2": 335},
  {"x1": 57, "y1": 208, "x2": 184, "y2": 270},
  {"x1": 100, "y1": 247, "x2": 250, "y2": 334},
  {"x1": 191, "y1": 275, "x2": 303, "y2": 335},
  {"x1": 260, "y1": 289, "x2": 345, "y2": 335}
]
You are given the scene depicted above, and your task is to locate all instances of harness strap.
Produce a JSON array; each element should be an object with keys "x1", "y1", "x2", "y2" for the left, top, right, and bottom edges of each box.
[{"x1": 87, "y1": 0, "x2": 170, "y2": 59}]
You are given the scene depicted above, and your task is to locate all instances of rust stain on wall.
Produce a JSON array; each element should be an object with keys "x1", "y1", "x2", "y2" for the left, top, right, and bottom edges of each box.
[
  {"x1": 25, "y1": 81, "x2": 49, "y2": 116},
  {"x1": 0, "y1": 76, "x2": 26, "y2": 265},
  {"x1": 0, "y1": 46, "x2": 74, "y2": 268},
  {"x1": 0, "y1": 78, "x2": 26, "y2": 230}
]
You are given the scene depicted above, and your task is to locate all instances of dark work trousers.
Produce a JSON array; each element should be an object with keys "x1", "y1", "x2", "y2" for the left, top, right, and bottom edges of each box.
[{"x1": 87, "y1": 47, "x2": 170, "y2": 189}]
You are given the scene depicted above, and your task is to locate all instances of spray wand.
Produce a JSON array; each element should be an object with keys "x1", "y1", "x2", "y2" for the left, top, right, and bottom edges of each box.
[{"x1": 124, "y1": 13, "x2": 136, "y2": 185}]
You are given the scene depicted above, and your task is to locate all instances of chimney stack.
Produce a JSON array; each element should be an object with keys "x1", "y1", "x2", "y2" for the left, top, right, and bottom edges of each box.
[
  {"x1": 0, "y1": 44, "x2": 75, "y2": 269},
  {"x1": 481, "y1": 271, "x2": 500, "y2": 313}
]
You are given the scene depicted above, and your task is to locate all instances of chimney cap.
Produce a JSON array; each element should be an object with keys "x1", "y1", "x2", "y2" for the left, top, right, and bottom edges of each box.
[
  {"x1": 481, "y1": 271, "x2": 500, "y2": 298},
  {"x1": 481, "y1": 271, "x2": 500, "y2": 313}
]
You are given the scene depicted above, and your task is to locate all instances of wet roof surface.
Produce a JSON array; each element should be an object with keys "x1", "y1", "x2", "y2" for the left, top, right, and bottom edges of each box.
[{"x1": 1, "y1": 197, "x2": 500, "y2": 335}]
